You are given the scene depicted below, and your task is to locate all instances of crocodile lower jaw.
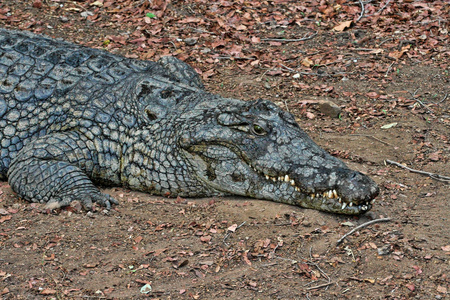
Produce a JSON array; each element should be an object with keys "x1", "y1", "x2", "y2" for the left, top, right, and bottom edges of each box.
[{"x1": 255, "y1": 169, "x2": 375, "y2": 212}]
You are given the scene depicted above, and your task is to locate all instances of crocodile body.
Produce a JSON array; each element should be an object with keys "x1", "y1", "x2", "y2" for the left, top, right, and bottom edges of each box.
[{"x1": 0, "y1": 28, "x2": 379, "y2": 214}]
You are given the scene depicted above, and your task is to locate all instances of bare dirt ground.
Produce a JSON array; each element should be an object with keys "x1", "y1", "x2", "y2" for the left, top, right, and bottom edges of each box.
[{"x1": 0, "y1": 1, "x2": 449, "y2": 299}]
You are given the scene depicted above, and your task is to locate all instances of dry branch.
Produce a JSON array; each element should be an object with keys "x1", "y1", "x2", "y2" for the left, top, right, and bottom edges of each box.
[
  {"x1": 385, "y1": 160, "x2": 450, "y2": 182},
  {"x1": 336, "y1": 218, "x2": 392, "y2": 245}
]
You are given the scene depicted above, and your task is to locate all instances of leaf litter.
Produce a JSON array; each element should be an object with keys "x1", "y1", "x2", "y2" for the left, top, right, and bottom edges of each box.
[{"x1": 0, "y1": 0, "x2": 449, "y2": 298}]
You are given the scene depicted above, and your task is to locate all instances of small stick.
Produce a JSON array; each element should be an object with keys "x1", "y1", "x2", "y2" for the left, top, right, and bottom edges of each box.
[
  {"x1": 349, "y1": 134, "x2": 392, "y2": 146},
  {"x1": 336, "y1": 218, "x2": 391, "y2": 245},
  {"x1": 385, "y1": 61, "x2": 395, "y2": 77},
  {"x1": 306, "y1": 281, "x2": 335, "y2": 290},
  {"x1": 435, "y1": 93, "x2": 448, "y2": 104},
  {"x1": 223, "y1": 221, "x2": 246, "y2": 246},
  {"x1": 366, "y1": 0, "x2": 392, "y2": 17},
  {"x1": 385, "y1": 160, "x2": 450, "y2": 182},
  {"x1": 356, "y1": 0, "x2": 365, "y2": 22}
]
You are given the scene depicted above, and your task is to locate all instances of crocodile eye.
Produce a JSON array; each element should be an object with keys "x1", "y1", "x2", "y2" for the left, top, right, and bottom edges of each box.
[{"x1": 252, "y1": 123, "x2": 266, "y2": 136}]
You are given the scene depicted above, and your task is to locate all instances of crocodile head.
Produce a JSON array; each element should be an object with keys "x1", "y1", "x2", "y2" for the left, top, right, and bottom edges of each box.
[{"x1": 178, "y1": 95, "x2": 379, "y2": 215}]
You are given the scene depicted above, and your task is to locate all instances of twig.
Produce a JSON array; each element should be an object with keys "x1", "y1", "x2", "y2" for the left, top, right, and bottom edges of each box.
[
  {"x1": 336, "y1": 218, "x2": 392, "y2": 245},
  {"x1": 435, "y1": 93, "x2": 448, "y2": 104},
  {"x1": 262, "y1": 31, "x2": 317, "y2": 43},
  {"x1": 306, "y1": 281, "x2": 335, "y2": 290},
  {"x1": 349, "y1": 134, "x2": 392, "y2": 146},
  {"x1": 280, "y1": 64, "x2": 296, "y2": 73},
  {"x1": 356, "y1": 0, "x2": 365, "y2": 22},
  {"x1": 385, "y1": 61, "x2": 395, "y2": 77},
  {"x1": 385, "y1": 160, "x2": 450, "y2": 182},
  {"x1": 408, "y1": 88, "x2": 434, "y2": 113},
  {"x1": 223, "y1": 221, "x2": 246, "y2": 246},
  {"x1": 366, "y1": 0, "x2": 392, "y2": 17}
]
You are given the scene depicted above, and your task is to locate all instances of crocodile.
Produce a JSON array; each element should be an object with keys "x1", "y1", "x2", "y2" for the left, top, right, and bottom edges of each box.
[{"x1": 0, "y1": 28, "x2": 379, "y2": 215}]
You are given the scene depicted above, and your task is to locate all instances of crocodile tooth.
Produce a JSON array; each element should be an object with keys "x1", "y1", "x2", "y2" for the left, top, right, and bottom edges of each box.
[
  {"x1": 316, "y1": 193, "x2": 320, "y2": 198},
  {"x1": 265, "y1": 175, "x2": 269, "y2": 180},
  {"x1": 341, "y1": 202, "x2": 347, "y2": 210},
  {"x1": 370, "y1": 199, "x2": 376, "y2": 204},
  {"x1": 361, "y1": 205, "x2": 368, "y2": 210},
  {"x1": 332, "y1": 189, "x2": 338, "y2": 198},
  {"x1": 323, "y1": 192, "x2": 327, "y2": 198},
  {"x1": 271, "y1": 177, "x2": 276, "y2": 182},
  {"x1": 310, "y1": 194, "x2": 315, "y2": 199},
  {"x1": 328, "y1": 190, "x2": 333, "y2": 198},
  {"x1": 290, "y1": 179, "x2": 295, "y2": 186},
  {"x1": 349, "y1": 202, "x2": 353, "y2": 207},
  {"x1": 278, "y1": 176, "x2": 282, "y2": 181},
  {"x1": 338, "y1": 198, "x2": 342, "y2": 204},
  {"x1": 285, "y1": 175, "x2": 290, "y2": 182}
]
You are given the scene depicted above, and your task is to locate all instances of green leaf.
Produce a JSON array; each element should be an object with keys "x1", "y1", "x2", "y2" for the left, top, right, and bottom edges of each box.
[{"x1": 146, "y1": 12, "x2": 156, "y2": 18}]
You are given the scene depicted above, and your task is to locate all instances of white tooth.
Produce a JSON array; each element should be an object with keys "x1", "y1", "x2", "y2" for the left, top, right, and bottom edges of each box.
[
  {"x1": 290, "y1": 179, "x2": 295, "y2": 186},
  {"x1": 349, "y1": 202, "x2": 353, "y2": 207},
  {"x1": 310, "y1": 194, "x2": 315, "y2": 199},
  {"x1": 323, "y1": 192, "x2": 327, "y2": 198},
  {"x1": 333, "y1": 189, "x2": 338, "y2": 198},
  {"x1": 328, "y1": 190, "x2": 333, "y2": 198},
  {"x1": 272, "y1": 177, "x2": 276, "y2": 182},
  {"x1": 285, "y1": 175, "x2": 290, "y2": 182},
  {"x1": 338, "y1": 198, "x2": 342, "y2": 203},
  {"x1": 370, "y1": 199, "x2": 376, "y2": 204},
  {"x1": 342, "y1": 202, "x2": 347, "y2": 209},
  {"x1": 316, "y1": 193, "x2": 320, "y2": 198},
  {"x1": 362, "y1": 205, "x2": 367, "y2": 210},
  {"x1": 278, "y1": 176, "x2": 282, "y2": 181}
]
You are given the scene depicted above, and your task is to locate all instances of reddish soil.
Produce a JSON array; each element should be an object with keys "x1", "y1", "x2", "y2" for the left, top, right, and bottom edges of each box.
[{"x1": 0, "y1": 1, "x2": 449, "y2": 299}]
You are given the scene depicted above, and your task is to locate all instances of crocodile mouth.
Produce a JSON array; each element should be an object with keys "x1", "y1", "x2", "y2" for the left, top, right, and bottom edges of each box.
[
  {"x1": 251, "y1": 167, "x2": 376, "y2": 215},
  {"x1": 183, "y1": 143, "x2": 377, "y2": 215}
]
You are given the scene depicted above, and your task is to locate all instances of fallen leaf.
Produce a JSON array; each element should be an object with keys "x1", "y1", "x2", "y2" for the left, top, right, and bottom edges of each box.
[
  {"x1": 200, "y1": 235, "x2": 212, "y2": 242},
  {"x1": 388, "y1": 45, "x2": 411, "y2": 59},
  {"x1": 381, "y1": 122, "x2": 398, "y2": 129},
  {"x1": 305, "y1": 112, "x2": 315, "y2": 119},
  {"x1": 227, "y1": 224, "x2": 238, "y2": 232},
  {"x1": 301, "y1": 57, "x2": 314, "y2": 67},
  {"x1": 441, "y1": 245, "x2": 450, "y2": 252},
  {"x1": 341, "y1": 221, "x2": 355, "y2": 227},
  {"x1": 243, "y1": 250, "x2": 252, "y2": 266},
  {"x1": 40, "y1": 288, "x2": 57, "y2": 295},
  {"x1": 437, "y1": 285, "x2": 447, "y2": 293},
  {"x1": 428, "y1": 151, "x2": 441, "y2": 161},
  {"x1": 90, "y1": 1, "x2": 103, "y2": 7},
  {"x1": 333, "y1": 20, "x2": 352, "y2": 32},
  {"x1": 140, "y1": 284, "x2": 152, "y2": 294},
  {"x1": 0, "y1": 215, "x2": 12, "y2": 223}
]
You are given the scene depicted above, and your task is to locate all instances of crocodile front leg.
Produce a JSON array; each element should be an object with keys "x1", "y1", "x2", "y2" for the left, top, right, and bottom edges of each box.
[{"x1": 7, "y1": 132, "x2": 119, "y2": 210}]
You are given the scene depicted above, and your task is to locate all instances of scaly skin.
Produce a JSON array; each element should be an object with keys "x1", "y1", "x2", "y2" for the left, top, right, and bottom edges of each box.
[{"x1": 0, "y1": 28, "x2": 379, "y2": 214}]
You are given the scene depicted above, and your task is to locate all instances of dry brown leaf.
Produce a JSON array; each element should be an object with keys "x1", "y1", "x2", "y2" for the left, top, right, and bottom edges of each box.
[
  {"x1": 388, "y1": 45, "x2": 411, "y2": 59},
  {"x1": 333, "y1": 20, "x2": 352, "y2": 32},
  {"x1": 301, "y1": 57, "x2": 314, "y2": 67},
  {"x1": 40, "y1": 288, "x2": 57, "y2": 295},
  {"x1": 441, "y1": 245, "x2": 450, "y2": 251}
]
